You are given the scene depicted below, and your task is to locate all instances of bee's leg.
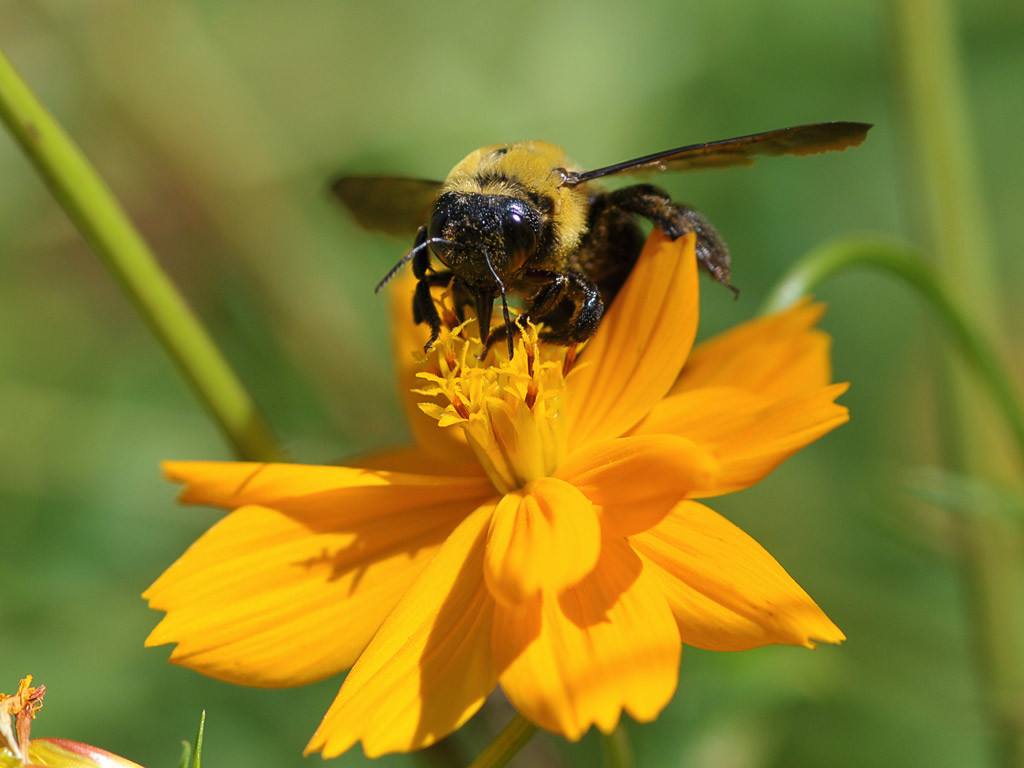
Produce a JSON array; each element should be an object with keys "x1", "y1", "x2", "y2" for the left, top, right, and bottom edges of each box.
[
  {"x1": 479, "y1": 271, "x2": 602, "y2": 355},
  {"x1": 479, "y1": 272, "x2": 567, "y2": 357},
  {"x1": 412, "y1": 283, "x2": 442, "y2": 353},
  {"x1": 598, "y1": 184, "x2": 736, "y2": 295},
  {"x1": 410, "y1": 229, "x2": 443, "y2": 352},
  {"x1": 452, "y1": 280, "x2": 475, "y2": 323},
  {"x1": 521, "y1": 270, "x2": 571, "y2": 320},
  {"x1": 536, "y1": 271, "x2": 604, "y2": 345}
]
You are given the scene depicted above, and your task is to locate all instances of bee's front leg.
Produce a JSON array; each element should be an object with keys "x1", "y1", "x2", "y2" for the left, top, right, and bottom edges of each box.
[
  {"x1": 521, "y1": 270, "x2": 571, "y2": 320},
  {"x1": 599, "y1": 184, "x2": 736, "y2": 295},
  {"x1": 409, "y1": 226, "x2": 443, "y2": 353},
  {"x1": 534, "y1": 271, "x2": 604, "y2": 345}
]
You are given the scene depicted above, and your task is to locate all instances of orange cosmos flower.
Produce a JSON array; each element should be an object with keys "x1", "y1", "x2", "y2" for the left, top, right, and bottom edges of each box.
[{"x1": 144, "y1": 231, "x2": 848, "y2": 758}]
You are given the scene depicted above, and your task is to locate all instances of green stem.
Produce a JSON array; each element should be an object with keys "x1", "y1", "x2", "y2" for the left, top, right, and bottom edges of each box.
[
  {"x1": 601, "y1": 724, "x2": 635, "y2": 768},
  {"x1": 467, "y1": 715, "x2": 536, "y2": 768},
  {"x1": 190, "y1": 710, "x2": 205, "y2": 768},
  {"x1": 0, "y1": 48, "x2": 282, "y2": 462},
  {"x1": 890, "y1": 1, "x2": 1024, "y2": 764},
  {"x1": 762, "y1": 237, "x2": 1024, "y2": 468}
]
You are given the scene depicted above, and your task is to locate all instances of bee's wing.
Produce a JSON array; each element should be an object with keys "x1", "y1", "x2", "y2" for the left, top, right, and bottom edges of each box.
[
  {"x1": 560, "y1": 122, "x2": 872, "y2": 186},
  {"x1": 330, "y1": 176, "x2": 443, "y2": 236}
]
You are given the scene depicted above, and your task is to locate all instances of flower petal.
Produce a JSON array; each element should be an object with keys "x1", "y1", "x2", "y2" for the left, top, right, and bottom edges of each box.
[
  {"x1": 484, "y1": 477, "x2": 601, "y2": 605},
  {"x1": 389, "y1": 271, "x2": 478, "y2": 465},
  {"x1": 349, "y1": 444, "x2": 482, "y2": 476},
  {"x1": 631, "y1": 384, "x2": 848, "y2": 497},
  {"x1": 555, "y1": 435, "x2": 717, "y2": 535},
  {"x1": 145, "y1": 466, "x2": 493, "y2": 686},
  {"x1": 672, "y1": 299, "x2": 832, "y2": 399},
  {"x1": 631, "y1": 501, "x2": 844, "y2": 650},
  {"x1": 494, "y1": 538, "x2": 680, "y2": 740},
  {"x1": 565, "y1": 231, "x2": 698, "y2": 447},
  {"x1": 162, "y1": 460, "x2": 492, "y2": 511},
  {"x1": 29, "y1": 739, "x2": 144, "y2": 768},
  {"x1": 307, "y1": 505, "x2": 496, "y2": 758}
]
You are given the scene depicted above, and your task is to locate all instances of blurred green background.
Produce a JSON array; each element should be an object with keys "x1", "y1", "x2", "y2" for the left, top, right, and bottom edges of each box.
[{"x1": 2, "y1": 1, "x2": 1022, "y2": 766}]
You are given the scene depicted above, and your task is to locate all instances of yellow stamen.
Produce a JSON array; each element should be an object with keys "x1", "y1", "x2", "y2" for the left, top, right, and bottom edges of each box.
[
  {"x1": 0, "y1": 675, "x2": 45, "y2": 759},
  {"x1": 416, "y1": 319, "x2": 568, "y2": 493},
  {"x1": 562, "y1": 342, "x2": 577, "y2": 377}
]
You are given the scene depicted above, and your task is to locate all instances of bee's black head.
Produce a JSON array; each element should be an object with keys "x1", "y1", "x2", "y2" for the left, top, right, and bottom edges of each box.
[{"x1": 427, "y1": 192, "x2": 542, "y2": 289}]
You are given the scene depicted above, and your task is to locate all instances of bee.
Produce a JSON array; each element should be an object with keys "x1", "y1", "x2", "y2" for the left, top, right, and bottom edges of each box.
[{"x1": 331, "y1": 122, "x2": 871, "y2": 357}]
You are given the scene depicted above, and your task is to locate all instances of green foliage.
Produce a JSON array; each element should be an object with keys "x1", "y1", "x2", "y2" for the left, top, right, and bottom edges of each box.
[
  {"x1": 1, "y1": 1, "x2": 1022, "y2": 767},
  {"x1": 179, "y1": 711, "x2": 205, "y2": 768}
]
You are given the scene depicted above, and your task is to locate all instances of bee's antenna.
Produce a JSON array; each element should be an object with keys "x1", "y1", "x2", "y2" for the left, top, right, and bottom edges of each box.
[
  {"x1": 481, "y1": 250, "x2": 515, "y2": 358},
  {"x1": 374, "y1": 238, "x2": 454, "y2": 294},
  {"x1": 498, "y1": 291, "x2": 513, "y2": 358}
]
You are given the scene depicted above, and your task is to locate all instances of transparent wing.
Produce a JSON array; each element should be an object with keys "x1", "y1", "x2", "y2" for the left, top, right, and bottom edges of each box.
[
  {"x1": 330, "y1": 176, "x2": 442, "y2": 236},
  {"x1": 561, "y1": 122, "x2": 872, "y2": 186}
]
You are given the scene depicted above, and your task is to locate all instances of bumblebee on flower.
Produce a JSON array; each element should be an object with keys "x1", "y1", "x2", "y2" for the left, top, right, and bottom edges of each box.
[{"x1": 145, "y1": 231, "x2": 849, "y2": 758}]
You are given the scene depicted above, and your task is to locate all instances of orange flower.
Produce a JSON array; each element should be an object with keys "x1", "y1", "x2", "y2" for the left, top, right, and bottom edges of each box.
[{"x1": 144, "y1": 232, "x2": 848, "y2": 757}]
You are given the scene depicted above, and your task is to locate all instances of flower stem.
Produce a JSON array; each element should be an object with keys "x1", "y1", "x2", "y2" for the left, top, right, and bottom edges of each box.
[
  {"x1": 0, "y1": 47, "x2": 282, "y2": 462},
  {"x1": 601, "y1": 724, "x2": 635, "y2": 768},
  {"x1": 467, "y1": 715, "x2": 536, "y2": 768},
  {"x1": 762, "y1": 237, "x2": 1024, "y2": 468},
  {"x1": 889, "y1": 0, "x2": 1024, "y2": 763}
]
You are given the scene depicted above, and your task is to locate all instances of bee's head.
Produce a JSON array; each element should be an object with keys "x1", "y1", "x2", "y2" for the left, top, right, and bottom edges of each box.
[{"x1": 427, "y1": 192, "x2": 542, "y2": 289}]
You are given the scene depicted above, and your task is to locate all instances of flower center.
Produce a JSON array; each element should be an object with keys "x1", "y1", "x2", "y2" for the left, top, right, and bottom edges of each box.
[{"x1": 415, "y1": 318, "x2": 575, "y2": 493}]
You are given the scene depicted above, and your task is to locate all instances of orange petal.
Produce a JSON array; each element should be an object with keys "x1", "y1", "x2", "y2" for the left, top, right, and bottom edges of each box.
[
  {"x1": 389, "y1": 270, "x2": 478, "y2": 465},
  {"x1": 631, "y1": 501, "x2": 844, "y2": 650},
  {"x1": 145, "y1": 468, "x2": 493, "y2": 687},
  {"x1": 307, "y1": 505, "x2": 496, "y2": 758},
  {"x1": 348, "y1": 444, "x2": 482, "y2": 476},
  {"x1": 631, "y1": 384, "x2": 848, "y2": 497},
  {"x1": 162, "y1": 460, "x2": 492, "y2": 511},
  {"x1": 494, "y1": 538, "x2": 680, "y2": 740},
  {"x1": 673, "y1": 299, "x2": 832, "y2": 399},
  {"x1": 556, "y1": 434, "x2": 717, "y2": 535},
  {"x1": 565, "y1": 231, "x2": 698, "y2": 447},
  {"x1": 484, "y1": 477, "x2": 601, "y2": 605}
]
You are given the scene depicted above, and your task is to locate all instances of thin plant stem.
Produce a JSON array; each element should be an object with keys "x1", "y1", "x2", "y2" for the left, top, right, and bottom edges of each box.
[
  {"x1": 766, "y1": 235, "x2": 1024, "y2": 764},
  {"x1": 889, "y1": 0, "x2": 1024, "y2": 764},
  {"x1": 0, "y1": 47, "x2": 282, "y2": 462},
  {"x1": 189, "y1": 710, "x2": 205, "y2": 768},
  {"x1": 602, "y1": 724, "x2": 635, "y2": 768},
  {"x1": 467, "y1": 715, "x2": 536, "y2": 768},
  {"x1": 762, "y1": 238, "x2": 1024, "y2": 468}
]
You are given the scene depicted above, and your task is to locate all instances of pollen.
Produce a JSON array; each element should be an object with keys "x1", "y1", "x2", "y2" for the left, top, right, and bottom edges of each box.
[{"x1": 415, "y1": 318, "x2": 568, "y2": 494}]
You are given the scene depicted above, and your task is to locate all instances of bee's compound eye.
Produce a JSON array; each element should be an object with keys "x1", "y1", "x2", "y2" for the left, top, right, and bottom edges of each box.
[
  {"x1": 428, "y1": 208, "x2": 448, "y2": 241},
  {"x1": 503, "y1": 202, "x2": 538, "y2": 257},
  {"x1": 427, "y1": 208, "x2": 454, "y2": 265}
]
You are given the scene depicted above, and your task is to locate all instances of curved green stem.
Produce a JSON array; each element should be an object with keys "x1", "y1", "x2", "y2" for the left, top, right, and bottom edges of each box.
[
  {"x1": 601, "y1": 724, "x2": 635, "y2": 768},
  {"x1": 467, "y1": 715, "x2": 536, "y2": 768},
  {"x1": 762, "y1": 237, "x2": 1024, "y2": 468},
  {"x1": 892, "y1": 1, "x2": 1024, "y2": 764},
  {"x1": 0, "y1": 48, "x2": 282, "y2": 462}
]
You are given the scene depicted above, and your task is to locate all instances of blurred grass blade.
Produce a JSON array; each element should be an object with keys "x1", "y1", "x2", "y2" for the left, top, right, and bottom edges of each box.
[
  {"x1": 907, "y1": 466, "x2": 1024, "y2": 525},
  {"x1": 191, "y1": 710, "x2": 205, "y2": 768},
  {"x1": 762, "y1": 237, "x2": 1024, "y2": 469},
  {"x1": 177, "y1": 711, "x2": 205, "y2": 768},
  {"x1": 0, "y1": 47, "x2": 282, "y2": 462},
  {"x1": 467, "y1": 715, "x2": 536, "y2": 768}
]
